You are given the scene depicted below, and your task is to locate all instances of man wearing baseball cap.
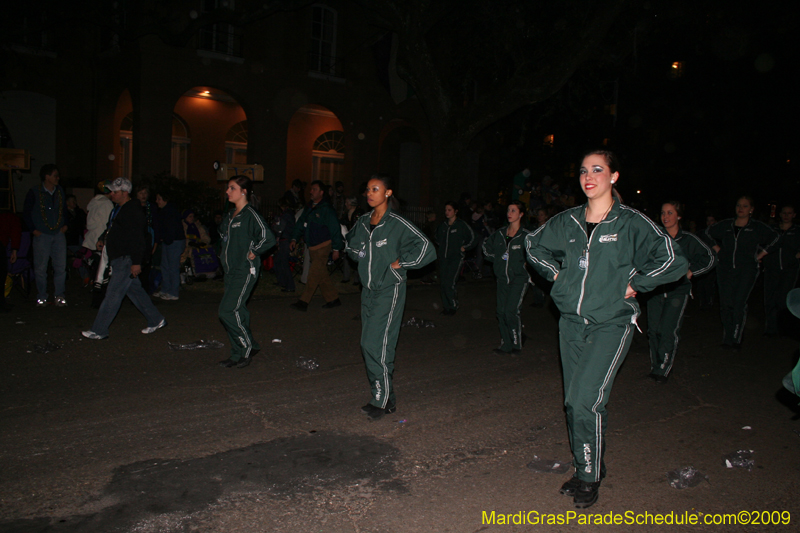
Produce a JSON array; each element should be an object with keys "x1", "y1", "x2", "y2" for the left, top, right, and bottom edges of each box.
[{"x1": 82, "y1": 178, "x2": 166, "y2": 339}]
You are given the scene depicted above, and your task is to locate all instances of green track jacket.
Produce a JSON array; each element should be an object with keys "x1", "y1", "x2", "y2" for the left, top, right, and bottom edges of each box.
[
  {"x1": 764, "y1": 223, "x2": 800, "y2": 271},
  {"x1": 220, "y1": 205, "x2": 276, "y2": 275},
  {"x1": 525, "y1": 199, "x2": 688, "y2": 325},
  {"x1": 652, "y1": 228, "x2": 716, "y2": 296},
  {"x1": 345, "y1": 208, "x2": 436, "y2": 291},
  {"x1": 435, "y1": 219, "x2": 476, "y2": 260},
  {"x1": 292, "y1": 200, "x2": 344, "y2": 250},
  {"x1": 705, "y1": 218, "x2": 779, "y2": 270},
  {"x1": 483, "y1": 226, "x2": 532, "y2": 284}
]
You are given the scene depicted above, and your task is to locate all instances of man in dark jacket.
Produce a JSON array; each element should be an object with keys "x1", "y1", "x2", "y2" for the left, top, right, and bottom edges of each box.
[
  {"x1": 23, "y1": 164, "x2": 68, "y2": 307},
  {"x1": 81, "y1": 178, "x2": 166, "y2": 339},
  {"x1": 289, "y1": 180, "x2": 343, "y2": 310},
  {"x1": 153, "y1": 192, "x2": 185, "y2": 300}
]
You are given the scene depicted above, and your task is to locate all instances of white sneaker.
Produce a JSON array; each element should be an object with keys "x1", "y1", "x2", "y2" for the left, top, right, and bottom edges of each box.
[
  {"x1": 55, "y1": 296, "x2": 67, "y2": 307},
  {"x1": 160, "y1": 294, "x2": 179, "y2": 301},
  {"x1": 36, "y1": 297, "x2": 48, "y2": 307},
  {"x1": 151, "y1": 291, "x2": 164, "y2": 298},
  {"x1": 81, "y1": 330, "x2": 107, "y2": 340},
  {"x1": 141, "y1": 319, "x2": 167, "y2": 334}
]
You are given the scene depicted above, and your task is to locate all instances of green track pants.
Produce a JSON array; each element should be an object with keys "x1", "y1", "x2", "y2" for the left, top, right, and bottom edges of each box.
[
  {"x1": 646, "y1": 292, "x2": 689, "y2": 377},
  {"x1": 495, "y1": 279, "x2": 528, "y2": 352},
  {"x1": 717, "y1": 266, "x2": 759, "y2": 345},
  {"x1": 218, "y1": 268, "x2": 261, "y2": 362},
  {"x1": 361, "y1": 282, "x2": 406, "y2": 409},
  {"x1": 559, "y1": 318, "x2": 634, "y2": 483},
  {"x1": 439, "y1": 255, "x2": 463, "y2": 311}
]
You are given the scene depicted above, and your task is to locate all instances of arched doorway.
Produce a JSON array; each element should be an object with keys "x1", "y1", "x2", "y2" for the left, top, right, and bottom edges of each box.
[
  {"x1": 286, "y1": 104, "x2": 344, "y2": 190},
  {"x1": 173, "y1": 87, "x2": 246, "y2": 184}
]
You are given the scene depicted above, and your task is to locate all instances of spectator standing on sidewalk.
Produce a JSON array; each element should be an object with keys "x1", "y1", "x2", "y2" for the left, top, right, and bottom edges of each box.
[
  {"x1": 23, "y1": 164, "x2": 68, "y2": 307},
  {"x1": 153, "y1": 192, "x2": 185, "y2": 301}
]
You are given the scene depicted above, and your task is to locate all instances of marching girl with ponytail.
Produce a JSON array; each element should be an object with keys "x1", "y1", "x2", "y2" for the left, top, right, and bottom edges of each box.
[
  {"x1": 705, "y1": 195, "x2": 778, "y2": 349},
  {"x1": 525, "y1": 150, "x2": 687, "y2": 508},
  {"x1": 483, "y1": 200, "x2": 531, "y2": 355},
  {"x1": 646, "y1": 201, "x2": 715, "y2": 382},
  {"x1": 345, "y1": 174, "x2": 436, "y2": 421},
  {"x1": 217, "y1": 175, "x2": 275, "y2": 369}
]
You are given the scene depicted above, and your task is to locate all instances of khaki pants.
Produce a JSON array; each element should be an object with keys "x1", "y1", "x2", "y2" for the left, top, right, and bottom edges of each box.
[{"x1": 300, "y1": 242, "x2": 338, "y2": 303}]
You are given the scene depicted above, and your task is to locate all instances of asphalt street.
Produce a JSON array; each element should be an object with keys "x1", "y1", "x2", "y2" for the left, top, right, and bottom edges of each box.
[{"x1": 1, "y1": 275, "x2": 799, "y2": 532}]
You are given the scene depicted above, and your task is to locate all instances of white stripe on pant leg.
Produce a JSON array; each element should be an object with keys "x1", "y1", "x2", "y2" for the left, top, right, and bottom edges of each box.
[
  {"x1": 664, "y1": 294, "x2": 689, "y2": 376},
  {"x1": 736, "y1": 271, "x2": 759, "y2": 343},
  {"x1": 233, "y1": 272, "x2": 254, "y2": 359},
  {"x1": 378, "y1": 285, "x2": 400, "y2": 408},
  {"x1": 451, "y1": 259, "x2": 463, "y2": 308},
  {"x1": 590, "y1": 324, "x2": 631, "y2": 482},
  {"x1": 513, "y1": 283, "x2": 528, "y2": 347}
]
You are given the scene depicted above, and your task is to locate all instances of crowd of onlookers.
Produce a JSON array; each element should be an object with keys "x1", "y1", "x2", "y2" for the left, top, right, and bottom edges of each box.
[{"x1": 2, "y1": 167, "x2": 797, "y2": 327}]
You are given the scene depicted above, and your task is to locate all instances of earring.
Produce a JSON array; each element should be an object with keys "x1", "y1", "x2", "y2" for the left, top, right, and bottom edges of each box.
[
  {"x1": 385, "y1": 194, "x2": 389, "y2": 197},
  {"x1": 611, "y1": 180, "x2": 615, "y2": 184}
]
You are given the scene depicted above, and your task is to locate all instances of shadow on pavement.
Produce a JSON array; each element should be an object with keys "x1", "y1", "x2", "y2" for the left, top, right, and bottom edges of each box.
[{"x1": 1, "y1": 432, "x2": 401, "y2": 533}]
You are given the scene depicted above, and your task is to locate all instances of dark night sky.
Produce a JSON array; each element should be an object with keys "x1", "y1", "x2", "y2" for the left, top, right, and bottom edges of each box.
[{"x1": 482, "y1": 0, "x2": 798, "y2": 223}]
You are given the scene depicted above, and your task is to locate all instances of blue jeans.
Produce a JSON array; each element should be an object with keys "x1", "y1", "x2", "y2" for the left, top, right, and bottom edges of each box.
[
  {"x1": 160, "y1": 240, "x2": 184, "y2": 297},
  {"x1": 33, "y1": 232, "x2": 67, "y2": 300},
  {"x1": 90, "y1": 256, "x2": 164, "y2": 337},
  {"x1": 273, "y1": 240, "x2": 295, "y2": 291}
]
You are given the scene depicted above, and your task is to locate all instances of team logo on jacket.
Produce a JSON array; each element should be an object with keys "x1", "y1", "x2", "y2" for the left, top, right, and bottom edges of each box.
[
  {"x1": 358, "y1": 249, "x2": 366, "y2": 258},
  {"x1": 450, "y1": 229, "x2": 457, "y2": 233},
  {"x1": 599, "y1": 234, "x2": 618, "y2": 243},
  {"x1": 232, "y1": 222, "x2": 241, "y2": 228},
  {"x1": 511, "y1": 244, "x2": 521, "y2": 250},
  {"x1": 376, "y1": 238, "x2": 388, "y2": 247}
]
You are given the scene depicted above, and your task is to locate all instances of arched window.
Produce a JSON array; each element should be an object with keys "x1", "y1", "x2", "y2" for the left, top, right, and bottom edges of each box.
[
  {"x1": 225, "y1": 120, "x2": 248, "y2": 164},
  {"x1": 312, "y1": 130, "x2": 344, "y2": 185},
  {"x1": 119, "y1": 112, "x2": 133, "y2": 179},
  {"x1": 171, "y1": 114, "x2": 190, "y2": 181},
  {"x1": 309, "y1": 5, "x2": 338, "y2": 76}
]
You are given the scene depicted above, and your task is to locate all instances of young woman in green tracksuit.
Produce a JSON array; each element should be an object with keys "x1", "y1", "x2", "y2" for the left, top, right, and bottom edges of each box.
[
  {"x1": 705, "y1": 196, "x2": 779, "y2": 349},
  {"x1": 483, "y1": 200, "x2": 531, "y2": 355},
  {"x1": 346, "y1": 175, "x2": 436, "y2": 421},
  {"x1": 763, "y1": 205, "x2": 800, "y2": 336},
  {"x1": 218, "y1": 176, "x2": 276, "y2": 369},
  {"x1": 646, "y1": 201, "x2": 716, "y2": 383},
  {"x1": 525, "y1": 150, "x2": 688, "y2": 509},
  {"x1": 435, "y1": 202, "x2": 476, "y2": 315}
]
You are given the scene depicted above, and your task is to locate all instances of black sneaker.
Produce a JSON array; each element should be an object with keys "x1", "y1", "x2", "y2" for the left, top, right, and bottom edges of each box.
[
  {"x1": 362, "y1": 402, "x2": 396, "y2": 421},
  {"x1": 322, "y1": 298, "x2": 341, "y2": 309},
  {"x1": 236, "y1": 358, "x2": 251, "y2": 368},
  {"x1": 573, "y1": 481, "x2": 601, "y2": 508},
  {"x1": 559, "y1": 476, "x2": 581, "y2": 496},
  {"x1": 290, "y1": 300, "x2": 308, "y2": 312},
  {"x1": 491, "y1": 348, "x2": 510, "y2": 356},
  {"x1": 218, "y1": 358, "x2": 238, "y2": 368}
]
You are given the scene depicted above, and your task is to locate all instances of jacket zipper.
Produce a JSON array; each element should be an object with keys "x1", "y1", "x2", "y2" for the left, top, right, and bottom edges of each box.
[
  {"x1": 444, "y1": 222, "x2": 451, "y2": 259},
  {"x1": 504, "y1": 230, "x2": 519, "y2": 283},
  {"x1": 576, "y1": 224, "x2": 590, "y2": 317},
  {"x1": 574, "y1": 215, "x2": 617, "y2": 317},
  {"x1": 223, "y1": 213, "x2": 237, "y2": 272},
  {"x1": 367, "y1": 216, "x2": 387, "y2": 289}
]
